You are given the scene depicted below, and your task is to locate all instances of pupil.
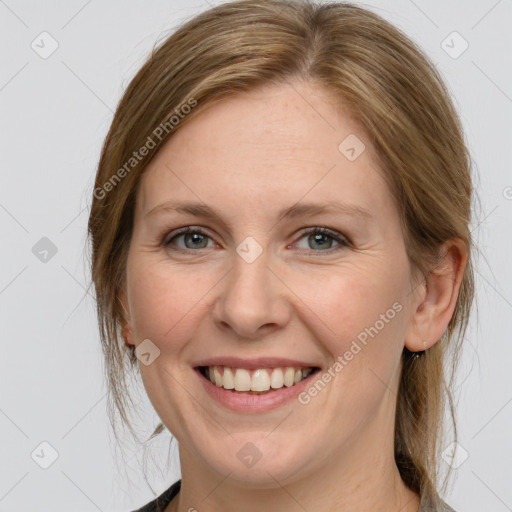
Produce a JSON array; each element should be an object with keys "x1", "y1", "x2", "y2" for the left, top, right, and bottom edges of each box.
[
  {"x1": 187, "y1": 233, "x2": 206, "y2": 248},
  {"x1": 311, "y1": 233, "x2": 330, "y2": 250}
]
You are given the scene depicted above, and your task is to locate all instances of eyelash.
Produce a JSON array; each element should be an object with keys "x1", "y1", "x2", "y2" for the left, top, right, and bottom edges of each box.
[{"x1": 162, "y1": 226, "x2": 350, "y2": 255}]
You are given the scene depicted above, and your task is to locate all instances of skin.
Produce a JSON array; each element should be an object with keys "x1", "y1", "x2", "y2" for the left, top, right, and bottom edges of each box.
[{"x1": 120, "y1": 80, "x2": 467, "y2": 512}]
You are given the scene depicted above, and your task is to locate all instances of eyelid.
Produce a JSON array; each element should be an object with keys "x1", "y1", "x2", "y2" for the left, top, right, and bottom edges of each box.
[
  {"x1": 163, "y1": 226, "x2": 213, "y2": 247},
  {"x1": 291, "y1": 226, "x2": 350, "y2": 254},
  {"x1": 295, "y1": 226, "x2": 350, "y2": 245},
  {"x1": 163, "y1": 225, "x2": 350, "y2": 253}
]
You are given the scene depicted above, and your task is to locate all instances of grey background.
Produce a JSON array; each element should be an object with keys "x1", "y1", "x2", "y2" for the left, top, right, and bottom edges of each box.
[{"x1": 1, "y1": 0, "x2": 511, "y2": 510}]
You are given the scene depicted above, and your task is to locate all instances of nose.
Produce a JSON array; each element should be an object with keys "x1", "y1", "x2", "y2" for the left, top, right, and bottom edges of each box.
[{"x1": 212, "y1": 250, "x2": 291, "y2": 340}]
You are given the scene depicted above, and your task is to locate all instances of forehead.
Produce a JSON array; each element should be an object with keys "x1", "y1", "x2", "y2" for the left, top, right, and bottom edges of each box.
[{"x1": 137, "y1": 81, "x2": 393, "y2": 222}]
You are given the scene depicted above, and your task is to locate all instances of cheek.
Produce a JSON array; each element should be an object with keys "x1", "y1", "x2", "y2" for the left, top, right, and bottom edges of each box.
[
  {"x1": 293, "y1": 263, "x2": 409, "y2": 410},
  {"x1": 302, "y1": 270, "x2": 407, "y2": 410},
  {"x1": 293, "y1": 262, "x2": 407, "y2": 347},
  {"x1": 126, "y1": 254, "x2": 217, "y2": 346}
]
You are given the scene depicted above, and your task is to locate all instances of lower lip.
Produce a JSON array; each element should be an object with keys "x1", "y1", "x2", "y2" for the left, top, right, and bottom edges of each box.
[{"x1": 195, "y1": 368, "x2": 317, "y2": 413}]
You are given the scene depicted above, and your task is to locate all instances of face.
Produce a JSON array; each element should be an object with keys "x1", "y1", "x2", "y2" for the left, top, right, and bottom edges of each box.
[{"x1": 121, "y1": 80, "x2": 421, "y2": 487}]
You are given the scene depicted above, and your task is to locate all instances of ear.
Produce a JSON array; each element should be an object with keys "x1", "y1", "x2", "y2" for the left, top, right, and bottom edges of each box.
[
  {"x1": 118, "y1": 290, "x2": 136, "y2": 347},
  {"x1": 404, "y1": 238, "x2": 468, "y2": 352}
]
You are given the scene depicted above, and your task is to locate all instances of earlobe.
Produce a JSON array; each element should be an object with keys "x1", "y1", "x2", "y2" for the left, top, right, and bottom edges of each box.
[
  {"x1": 121, "y1": 322, "x2": 136, "y2": 347},
  {"x1": 118, "y1": 292, "x2": 136, "y2": 347},
  {"x1": 404, "y1": 239, "x2": 468, "y2": 352}
]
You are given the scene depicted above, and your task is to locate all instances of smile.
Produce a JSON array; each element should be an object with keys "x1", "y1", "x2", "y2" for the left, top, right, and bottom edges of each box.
[
  {"x1": 199, "y1": 365, "x2": 318, "y2": 393},
  {"x1": 194, "y1": 361, "x2": 321, "y2": 413}
]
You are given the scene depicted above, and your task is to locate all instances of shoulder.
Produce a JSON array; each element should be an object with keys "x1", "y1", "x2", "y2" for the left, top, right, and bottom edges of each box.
[{"x1": 130, "y1": 479, "x2": 181, "y2": 512}]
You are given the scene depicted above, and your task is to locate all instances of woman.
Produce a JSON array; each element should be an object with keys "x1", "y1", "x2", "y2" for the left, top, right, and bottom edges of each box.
[{"x1": 88, "y1": 1, "x2": 474, "y2": 510}]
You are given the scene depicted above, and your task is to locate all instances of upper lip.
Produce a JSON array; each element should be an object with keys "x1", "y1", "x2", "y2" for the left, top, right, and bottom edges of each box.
[{"x1": 194, "y1": 356, "x2": 319, "y2": 370}]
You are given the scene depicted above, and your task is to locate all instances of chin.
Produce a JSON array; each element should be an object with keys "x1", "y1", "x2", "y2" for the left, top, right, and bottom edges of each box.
[{"x1": 194, "y1": 433, "x2": 313, "y2": 488}]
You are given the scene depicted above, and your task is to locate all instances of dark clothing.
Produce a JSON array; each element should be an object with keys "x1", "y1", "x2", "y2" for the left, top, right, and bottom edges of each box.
[
  {"x1": 131, "y1": 479, "x2": 457, "y2": 511},
  {"x1": 132, "y1": 480, "x2": 180, "y2": 512}
]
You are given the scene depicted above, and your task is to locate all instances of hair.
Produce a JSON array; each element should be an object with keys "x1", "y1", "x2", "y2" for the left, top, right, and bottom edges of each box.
[{"x1": 87, "y1": 0, "x2": 475, "y2": 502}]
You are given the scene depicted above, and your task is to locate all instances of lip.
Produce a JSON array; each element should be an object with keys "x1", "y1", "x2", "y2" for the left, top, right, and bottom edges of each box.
[
  {"x1": 193, "y1": 356, "x2": 319, "y2": 370},
  {"x1": 194, "y1": 366, "x2": 320, "y2": 413}
]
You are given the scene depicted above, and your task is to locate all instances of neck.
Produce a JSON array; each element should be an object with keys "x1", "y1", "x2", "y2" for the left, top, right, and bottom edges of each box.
[{"x1": 169, "y1": 443, "x2": 420, "y2": 512}]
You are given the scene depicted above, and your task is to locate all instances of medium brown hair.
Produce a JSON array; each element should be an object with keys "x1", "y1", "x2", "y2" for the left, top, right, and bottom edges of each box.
[{"x1": 87, "y1": 0, "x2": 475, "y2": 500}]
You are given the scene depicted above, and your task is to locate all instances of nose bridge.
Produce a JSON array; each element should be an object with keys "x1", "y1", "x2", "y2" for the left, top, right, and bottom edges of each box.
[{"x1": 213, "y1": 238, "x2": 289, "y2": 338}]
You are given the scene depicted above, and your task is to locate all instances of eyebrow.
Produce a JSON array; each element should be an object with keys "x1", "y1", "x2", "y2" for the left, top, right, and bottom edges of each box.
[{"x1": 145, "y1": 200, "x2": 373, "y2": 226}]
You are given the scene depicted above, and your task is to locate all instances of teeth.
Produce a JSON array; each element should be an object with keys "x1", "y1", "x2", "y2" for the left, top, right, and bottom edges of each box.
[
  {"x1": 234, "y1": 368, "x2": 251, "y2": 391},
  {"x1": 213, "y1": 367, "x2": 222, "y2": 387},
  {"x1": 223, "y1": 367, "x2": 235, "y2": 389},
  {"x1": 270, "y1": 368, "x2": 284, "y2": 389},
  {"x1": 205, "y1": 366, "x2": 315, "y2": 392},
  {"x1": 283, "y1": 367, "x2": 295, "y2": 387},
  {"x1": 251, "y1": 369, "x2": 270, "y2": 391}
]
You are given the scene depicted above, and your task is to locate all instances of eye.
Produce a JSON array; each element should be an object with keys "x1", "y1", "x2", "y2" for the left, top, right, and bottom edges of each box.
[
  {"x1": 164, "y1": 227, "x2": 215, "y2": 251},
  {"x1": 163, "y1": 226, "x2": 349, "y2": 254},
  {"x1": 292, "y1": 227, "x2": 349, "y2": 253}
]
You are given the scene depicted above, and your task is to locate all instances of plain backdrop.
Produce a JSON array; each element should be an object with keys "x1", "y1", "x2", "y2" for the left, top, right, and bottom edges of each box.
[{"x1": 1, "y1": 0, "x2": 511, "y2": 510}]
